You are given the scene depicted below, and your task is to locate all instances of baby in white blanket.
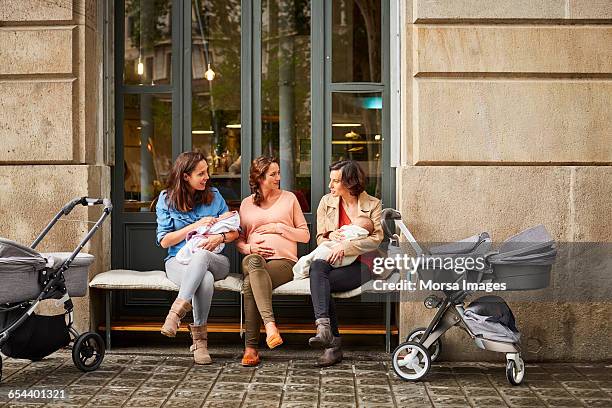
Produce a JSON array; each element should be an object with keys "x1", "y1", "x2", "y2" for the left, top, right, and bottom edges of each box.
[
  {"x1": 175, "y1": 211, "x2": 241, "y2": 264},
  {"x1": 293, "y1": 216, "x2": 375, "y2": 280}
]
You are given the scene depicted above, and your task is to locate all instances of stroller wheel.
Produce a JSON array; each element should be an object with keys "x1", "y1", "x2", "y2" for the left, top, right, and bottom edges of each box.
[
  {"x1": 72, "y1": 332, "x2": 105, "y2": 372},
  {"x1": 407, "y1": 327, "x2": 442, "y2": 362},
  {"x1": 505, "y1": 355, "x2": 525, "y2": 386},
  {"x1": 391, "y1": 341, "x2": 431, "y2": 381}
]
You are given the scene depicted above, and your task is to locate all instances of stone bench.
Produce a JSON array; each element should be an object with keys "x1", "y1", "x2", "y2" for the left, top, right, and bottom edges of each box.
[{"x1": 90, "y1": 269, "x2": 399, "y2": 352}]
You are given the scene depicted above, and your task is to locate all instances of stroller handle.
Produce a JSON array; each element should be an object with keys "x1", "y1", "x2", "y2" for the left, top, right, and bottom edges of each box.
[
  {"x1": 32, "y1": 197, "x2": 113, "y2": 249},
  {"x1": 62, "y1": 197, "x2": 113, "y2": 215}
]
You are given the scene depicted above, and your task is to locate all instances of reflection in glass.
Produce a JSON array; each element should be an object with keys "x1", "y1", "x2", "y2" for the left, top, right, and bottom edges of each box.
[
  {"x1": 191, "y1": 0, "x2": 242, "y2": 210},
  {"x1": 332, "y1": 0, "x2": 381, "y2": 83},
  {"x1": 124, "y1": 0, "x2": 172, "y2": 85},
  {"x1": 261, "y1": 0, "x2": 312, "y2": 212},
  {"x1": 331, "y1": 92, "x2": 382, "y2": 198},
  {"x1": 123, "y1": 94, "x2": 173, "y2": 211}
]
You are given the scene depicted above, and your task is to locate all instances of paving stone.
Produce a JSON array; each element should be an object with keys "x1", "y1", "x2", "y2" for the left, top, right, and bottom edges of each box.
[
  {"x1": 357, "y1": 392, "x2": 394, "y2": 404},
  {"x1": 86, "y1": 395, "x2": 130, "y2": 406},
  {"x1": 205, "y1": 390, "x2": 244, "y2": 401},
  {"x1": 355, "y1": 377, "x2": 389, "y2": 386},
  {"x1": 243, "y1": 391, "x2": 282, "y2": 402},
  {"x1": 202, "y1": 402, "x2": 241, "y2": 408},
  {"x1": 394, "y1": 394, "x2": 434, "y2": 407},
  {"x1": 468, "y1": 396, "x2": 508, "y2": 407},
  {"x1": 283, "y1": 384, "x2": 319, "y2": 394},
  {"x1": 537, "y1": 398, "x2": 583, "y2": 407},
  {"x1": 428, "y1": 395, "x2": 470, "y2": 405},
  {"x1": 463, "y1": 387, "x2": 500, "y2": 397},
  {"x1": 131, "y1": 387, "x2": 173, "y2": 399},
  {"x1": 280, "y1": 402, "x2": 317, "y2": 408},
  {"x1": 318, "y1": 403, "x2": 355, "y2": 408},
  {"x1": 320, "y1": 393, "x2": 355, "y2": 403},
  {"x1": 162, "y1": 398, "x2": 202, "y2": 408},
  {"x1": 504, "y1": 397, "x2": 545, "y2": 407},
  {"x1": 320, "y1": 384, "x2": 354, "y2": 394},
  {"x1": 321, "y1": 377, "x2": 353, "y2": 386},
  {"x1": 580, "y1": 399, "x2": 612, "y2": 407},
  {"x1": 285, "y1": 377, "x2": 318, "y2": 385},
  {"x1": 566, "y1": 389, "x2": 609, "y2": 398},
  {"x1": 172, "y1": 388, "x2": 209, "y2": 399}
]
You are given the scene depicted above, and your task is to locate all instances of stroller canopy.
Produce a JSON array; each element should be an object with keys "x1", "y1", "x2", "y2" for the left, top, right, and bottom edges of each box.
[
  {"x1": 0, "y1": 238, "x2": 47, "y2": 274},
  {"x1": 489, "y1": 225, "x2": 556, "y2": 266}
]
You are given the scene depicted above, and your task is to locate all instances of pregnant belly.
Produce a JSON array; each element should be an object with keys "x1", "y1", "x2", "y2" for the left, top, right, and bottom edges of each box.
[{"x1": 249, "y1": 233, "x2": 296, "y2": 258}]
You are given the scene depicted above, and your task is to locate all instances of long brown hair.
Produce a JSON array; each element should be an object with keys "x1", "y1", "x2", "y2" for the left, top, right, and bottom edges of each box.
[
  {"x1": 164, "y1": 152, "x2": 214, "y2": 212},
  {"x1": 249, "y1": 156, "x2": 279, "y2": 207}
]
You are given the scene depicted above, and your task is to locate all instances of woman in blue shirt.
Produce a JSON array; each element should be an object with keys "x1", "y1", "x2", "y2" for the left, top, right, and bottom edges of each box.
[{"x1": 156, "y1": 151, "x2": 238, "y2": 364}]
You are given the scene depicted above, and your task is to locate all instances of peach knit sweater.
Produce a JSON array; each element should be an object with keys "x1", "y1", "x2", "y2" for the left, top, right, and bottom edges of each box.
[{"x1": 236, "y1": 190, "x2": 310, "y2": 262}]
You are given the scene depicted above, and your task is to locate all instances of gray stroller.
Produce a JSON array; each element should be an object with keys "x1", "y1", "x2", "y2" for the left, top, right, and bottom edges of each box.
[
  {"x1": 0, "y1": 197, "x2": 112, "y2": 382},
  {"x1": 382, "y1": 209, "x2": 556, "y2": 385}
]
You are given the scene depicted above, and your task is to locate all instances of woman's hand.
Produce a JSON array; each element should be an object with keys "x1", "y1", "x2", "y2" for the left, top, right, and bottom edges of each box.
[
  {"x1": 250, "y1": 239, "x2": 275, "y2": 258},
  {"x1": 328, "y1": 230, "x2": 346, "y2": 242},
  {"x1": 254, "y1": 223, "x2": 280, "y2": 235},
  {"x1": 198, "y1": 234, "x2": 224, "y2": 251},
  {"x1": 326, "y1": 245, "x2": 345, "y2": 265},
  {"x1": 196, "y1": 216, "x2": 216, "y2": 229}
]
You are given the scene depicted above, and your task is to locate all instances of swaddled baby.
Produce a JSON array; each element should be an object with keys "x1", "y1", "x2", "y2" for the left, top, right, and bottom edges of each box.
[
  {"x1": 175, "y1": 211, "x2": 240, "y2": 264},
  {"x1": 292, "y1": 215, "x2": 375, "y2": 280}
]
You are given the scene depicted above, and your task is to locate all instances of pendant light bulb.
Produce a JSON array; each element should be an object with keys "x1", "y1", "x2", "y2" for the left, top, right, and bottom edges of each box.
[
  {"x1": 204, "y1": 63, "x2": 216, "y2": 81},
  {"x1": 137, "y1": 59, "x2": 144, "y2": 76}
]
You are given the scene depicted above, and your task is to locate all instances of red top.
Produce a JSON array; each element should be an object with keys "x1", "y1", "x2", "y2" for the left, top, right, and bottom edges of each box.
[{"x1": 338, "y1": 202, "x2": 374, "y2": 269}]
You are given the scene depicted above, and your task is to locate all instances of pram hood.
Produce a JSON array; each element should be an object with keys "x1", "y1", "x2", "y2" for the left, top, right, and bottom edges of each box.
[
  {"x1": 488, "y1": 225, "x2": 557, "y2": 265},
  {"x1": 0, "y1": 238, "x2": 46, "y2": 273}
]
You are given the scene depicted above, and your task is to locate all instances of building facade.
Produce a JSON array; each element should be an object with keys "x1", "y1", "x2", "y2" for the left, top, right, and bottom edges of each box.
[{"x1": 0, "y1": 0, "x2": 610, "y2": 361}]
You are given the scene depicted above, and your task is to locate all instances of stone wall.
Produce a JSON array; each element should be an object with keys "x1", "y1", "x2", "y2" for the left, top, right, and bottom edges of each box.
[
  {"x1": 0, "y1": 0, "x2": 109, "y2": 333},
  {"x1": 398, "y1": 0, "x2": 612, "y2": 360}
]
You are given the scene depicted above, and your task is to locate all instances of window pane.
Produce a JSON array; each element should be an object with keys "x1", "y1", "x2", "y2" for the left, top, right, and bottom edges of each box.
[
  {"x1": 191, "y1": 0, "x2": 242, "y2": 210},
  {"x1": 332, "y1": 0, "x2": 381, "y2": 83},
  {"x1": 331, "y1": 92, "x2": 382, "y2": 198},
  {"x1": 124, "y1": 0, "x2": 172, "y2": 85},
  {"x1": 261, "y1": 0, "x2": 312, "y2": 213},
  {"x1": 123, "y1": 94, "x2": 173, "y2": 211}
]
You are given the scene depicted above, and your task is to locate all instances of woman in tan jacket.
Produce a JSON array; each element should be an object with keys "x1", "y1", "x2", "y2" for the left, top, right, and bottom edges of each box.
[{"x1": 308, "y1": 160, "x2": 384, "y2": 366}]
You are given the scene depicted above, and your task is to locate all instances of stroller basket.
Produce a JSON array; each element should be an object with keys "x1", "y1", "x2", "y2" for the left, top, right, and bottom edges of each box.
[
  {"x1": 0, "y1": 239, "x2": 94, "y2": 304},
  {"x1": 488, "y1": 224, "x2": 556, "y2": 290}
]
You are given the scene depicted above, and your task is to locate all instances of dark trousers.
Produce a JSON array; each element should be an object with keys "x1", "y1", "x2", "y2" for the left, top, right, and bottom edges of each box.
[{"x1": 309, "y1": 259, "x2": 371, "y2": 337}]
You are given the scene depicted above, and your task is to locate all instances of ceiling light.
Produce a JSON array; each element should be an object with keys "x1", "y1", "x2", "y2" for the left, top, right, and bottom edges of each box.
[
  {"x1": 204, "y1": 63, "x2": 216, "y2": 81},
  {"x1": 332, "y1": 123, "x2": 361, "y2": 127}
]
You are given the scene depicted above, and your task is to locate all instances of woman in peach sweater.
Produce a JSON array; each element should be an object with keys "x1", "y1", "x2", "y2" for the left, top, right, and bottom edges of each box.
[{"x1": 235, "y1": 156, "x2": 310, "y2": 366}]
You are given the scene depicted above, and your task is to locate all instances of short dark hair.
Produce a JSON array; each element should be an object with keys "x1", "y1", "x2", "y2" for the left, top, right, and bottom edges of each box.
[{"x1": 329, "y1": 160, "x2": 366, "y2": 197}]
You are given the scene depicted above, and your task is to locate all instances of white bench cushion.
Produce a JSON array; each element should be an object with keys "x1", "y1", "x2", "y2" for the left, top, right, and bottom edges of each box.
[
  {"x1": 90, "y1": 269, "x2": 399, "y2": 298},
  {"x1": 89, "y1": 270, "x2": 243, "y2": 292}
]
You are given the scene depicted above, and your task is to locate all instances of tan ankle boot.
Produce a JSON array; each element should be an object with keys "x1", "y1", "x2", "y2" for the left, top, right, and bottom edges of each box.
[
  {"x1": 160, "y1": 298, "x2": 192, "y2": 337},
  {"x1": 189, "y1": 323, "x2": 212, "y2": 365}
]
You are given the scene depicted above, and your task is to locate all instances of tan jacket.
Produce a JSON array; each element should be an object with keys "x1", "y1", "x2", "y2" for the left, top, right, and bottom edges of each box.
[{"x1": 316, "y1": 191, "x2": 384, "y2": 257}]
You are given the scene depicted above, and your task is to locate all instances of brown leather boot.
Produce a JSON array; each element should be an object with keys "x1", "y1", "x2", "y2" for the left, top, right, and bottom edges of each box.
[
  {"x1": 189, "y1": 323, "x2": 212, "y2": 365},
  {"x1": 308, "y1": 318, "x2": 334, "y2": 349},
  {"x1": 160, "y1": 298, "x2": 192, "y2": 338},
  {"x1": 316, "y1": 337, "x2": 343, "y2": 367}
]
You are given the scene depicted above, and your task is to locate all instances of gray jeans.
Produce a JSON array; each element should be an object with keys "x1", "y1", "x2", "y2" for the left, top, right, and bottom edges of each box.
[{"x1": 165, "y1": 250, "x2": 230, "y2": 325}]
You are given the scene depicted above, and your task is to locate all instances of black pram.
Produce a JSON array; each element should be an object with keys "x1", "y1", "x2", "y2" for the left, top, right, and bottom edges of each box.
[{"x1": 0, "y1": 197, "x2": 112, "y2": 382}]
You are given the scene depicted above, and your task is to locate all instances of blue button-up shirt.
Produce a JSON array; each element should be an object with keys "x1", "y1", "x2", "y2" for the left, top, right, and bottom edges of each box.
[{"x1": 156, "y1": 188, "x2": 229, "y2": 260}]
